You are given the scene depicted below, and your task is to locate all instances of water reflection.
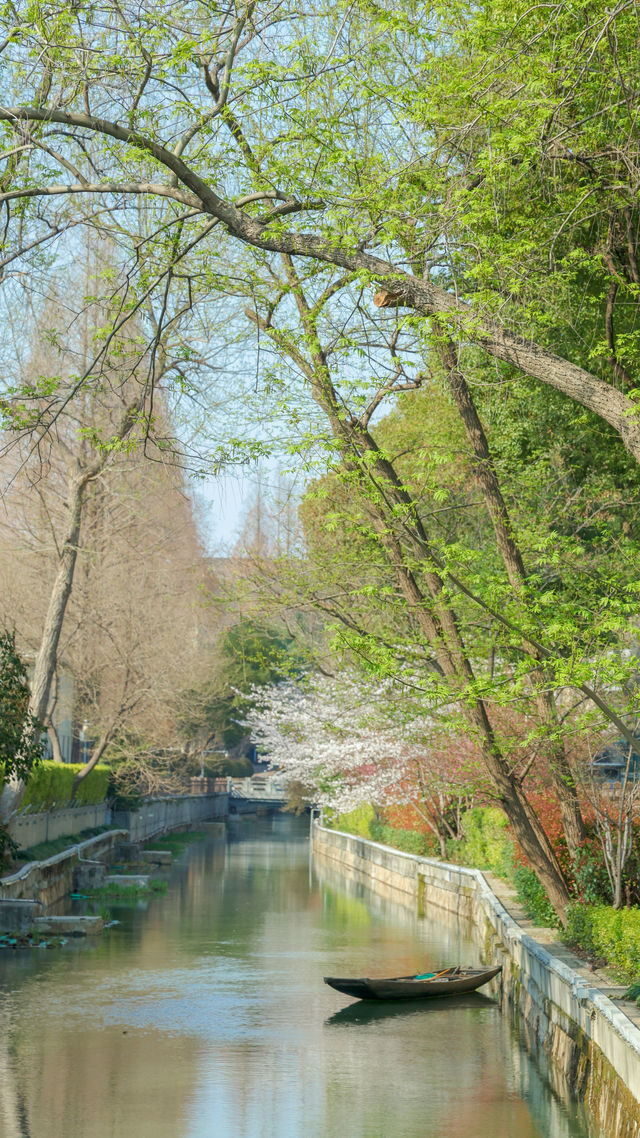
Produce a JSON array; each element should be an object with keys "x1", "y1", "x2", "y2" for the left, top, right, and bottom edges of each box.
[
  {"x1": 0, "y1": 816, "x2": 600, "y2": 1138},
  {"x1": 325, "y1": 990, "x2": 497, "y2": 1026}
]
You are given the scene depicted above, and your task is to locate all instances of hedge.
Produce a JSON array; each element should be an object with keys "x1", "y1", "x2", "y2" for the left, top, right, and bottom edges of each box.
[
  {"x1": 513, "y1": 865, "x2": 560, "y2": 928},
  {"x1": 20, "y1": 762, "x2": 111, "y2": 810},
  {"x1": 563, "y1": 904, "x2": 640, "y2": 980}
]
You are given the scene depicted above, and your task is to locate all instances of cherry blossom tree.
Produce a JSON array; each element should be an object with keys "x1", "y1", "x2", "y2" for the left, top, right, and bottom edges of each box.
[{"x1": 245, "y1": 671, "x2": 483, "y2": 849}]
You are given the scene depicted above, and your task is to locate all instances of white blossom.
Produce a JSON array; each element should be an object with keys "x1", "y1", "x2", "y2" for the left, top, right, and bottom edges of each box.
[{"x1": 244, "y1": 671, "x2": 464, "y2": 814}]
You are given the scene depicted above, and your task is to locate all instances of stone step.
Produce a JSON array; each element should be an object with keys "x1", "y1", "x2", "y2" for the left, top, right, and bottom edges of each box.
[
  {"x1": 142, "y1": 850, "x2": 172, "y2": 865},
  {"x1": 32, "y1": 915, "x2": 103, "y2": 937},
  {"x1": 0, "y1": 900, "x2": 42, "y2": 934}
]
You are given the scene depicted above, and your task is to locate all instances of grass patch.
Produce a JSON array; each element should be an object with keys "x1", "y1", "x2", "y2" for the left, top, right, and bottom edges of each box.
[
  {"x1": 146, "y1": 830, "x2": 206, "y2": 853},
  {"x1": 88, "y1": 879, "x2": 168, "y2": 900},
  {"x1": 16, "y1": 826, "x2": 115, "y2": 864}
]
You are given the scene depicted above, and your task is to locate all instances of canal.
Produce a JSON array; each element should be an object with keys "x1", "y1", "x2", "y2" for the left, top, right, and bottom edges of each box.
[{"x1": 0, "y1": 816, "x2": 602, "y2": 1138}]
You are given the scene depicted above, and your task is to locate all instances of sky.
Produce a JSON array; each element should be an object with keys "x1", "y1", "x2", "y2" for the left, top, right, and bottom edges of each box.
[{"x1": 193, "y1": 472, "x2": 256, "y2": 551}]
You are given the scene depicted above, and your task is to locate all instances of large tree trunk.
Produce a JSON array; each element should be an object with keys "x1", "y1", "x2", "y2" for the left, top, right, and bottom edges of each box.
[
  {"x1": 368, "y1": 510, "x2": 571, "y2": 918},
  {"x1": 0, "y1": 402, "x2": 140, "y2": 823},
  {"x1": 29, "y1": 471, "x2": 87, "y2": 724},
  {"x1": 263, "y1": 269, "x2": 572, "y2": 918},
  {"x1": 433, "y1": 329, "x2": 586, "y2": 857},
  {"x1": 71, "y1": 729, "x2": 112, "y2": 799},
  {"x1": 0, "y1": 471, "x2": 87, "y2": 824}
]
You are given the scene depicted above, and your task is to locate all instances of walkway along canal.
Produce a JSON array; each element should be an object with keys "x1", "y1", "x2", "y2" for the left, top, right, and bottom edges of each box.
[{"x1": 0, "y1": 816, "x2": 603, "y2": 1138}]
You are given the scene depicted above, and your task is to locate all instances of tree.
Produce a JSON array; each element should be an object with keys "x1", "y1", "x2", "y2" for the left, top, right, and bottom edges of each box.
[
  {"x1": 0, "y1": 2, "x2": 639, "y2": 463},
  {"x1": 176, "y1": 616, "x2": 306, "y2": 753},
  {"x1": 582, "y1": 736, "x2": 640, "y2": 910},
  {"x1": 245, "y1": 672, "x2": 427, "y2": 812},
  {"x1": 0, "y1": 632, "x2": 43, "y2": 836},
  {"x1": 0, "y1": 253, "x2": 218, "y2": 814},
  {"x1": 1, "y1": 1, "x2": 640, "y2": 913},
  {"x1": 247, "y1": 670, "x2": 490, "y2": 857}
]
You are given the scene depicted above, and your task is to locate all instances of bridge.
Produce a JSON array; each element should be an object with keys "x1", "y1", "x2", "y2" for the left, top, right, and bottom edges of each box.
[{"x1": 228, "y1": 775, "x2": 288, "y2": 812}]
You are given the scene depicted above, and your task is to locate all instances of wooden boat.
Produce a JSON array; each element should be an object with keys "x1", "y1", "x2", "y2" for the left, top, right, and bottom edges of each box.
[{"x1": 323, "y1": 964, "x2": 501, "y2": 1001}]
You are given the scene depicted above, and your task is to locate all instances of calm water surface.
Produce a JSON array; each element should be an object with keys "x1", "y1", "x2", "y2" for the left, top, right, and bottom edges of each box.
[{"x1": 0, "y1": 816, "x2": 602, "y2": 1138}]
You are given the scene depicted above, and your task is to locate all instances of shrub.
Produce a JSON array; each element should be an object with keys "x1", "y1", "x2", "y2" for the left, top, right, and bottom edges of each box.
[
  {"x1": 563, "y1": 903, "x2": 597, "y2": 956},
  {"x1": 20, "y1": 761, "x2": 111, "y2": 810},
  {"x1": 563, "y1": 904, "x2": 640, "y2": 980},
  {"x1": 369, "y1": 821, "x2": 432, "y2": 856},
  {"x1": 456, "y1": 806, "x2": 515, "y2": 878},
  {"x1": 514, "y1": 865, "x2": 560, "y2": 928},
  {"x1": 572, "y1": 841, "x2": 613, "y2": 904},
  {"x1": 333, "y1": 803, "x2": 376, "y2": 839},
  {"x1": 330, "y1": 807, "x2": 434, "y2": 855}
]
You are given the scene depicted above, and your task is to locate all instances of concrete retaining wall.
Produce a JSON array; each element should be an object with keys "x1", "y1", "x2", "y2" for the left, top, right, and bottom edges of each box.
[
  {"x1": 9, "y1": 793, "x2": 229, "y2": 850},
  {"x1": 113, "y1": 792, "x2": 228, "y2": 841},
  {"x1": 0, "y1": 830, "x2": 126, "y2": 911},
  {"x1": 313, "y1": 823, "x2": 640, "y2": 1138},
  {"x1": 1, "y1": 794, "x2": 228, "y2": 911},
  {"x1": 9, "y1": 802, "x2": 110, "y2": 848}
]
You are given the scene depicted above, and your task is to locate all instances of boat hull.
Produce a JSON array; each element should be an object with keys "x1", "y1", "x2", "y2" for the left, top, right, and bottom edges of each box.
[{"x1": 324, "y1": 965, "x2": 501, "y2": 1001}]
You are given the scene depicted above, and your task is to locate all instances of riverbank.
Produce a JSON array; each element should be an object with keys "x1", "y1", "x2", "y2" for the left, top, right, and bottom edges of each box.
[
  {"x1": 313, "y1": 821, "x2": 640, "y2": 1138},
  {"x1": 0, "y1": 791, "x2": 230, "y2": 919},
  {"x1": 1, "y1": 815, "x2": 587, "y2": 1138}
]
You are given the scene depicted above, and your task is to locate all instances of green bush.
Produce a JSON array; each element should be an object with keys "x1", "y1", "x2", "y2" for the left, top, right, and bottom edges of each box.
[
  {"x1": 330, "y1": 807, "x2": 433, "y2": 855},
  {"x1": 455, "y1": 807, "x2": 515, "y2": 878},
  {"x1": 563, "y1": 904, "x2": 640, "y2": 980},
  {"x1": 514, "y1": 865, "x2": 560, "y2": 928},
  {"x1": 369, "y1": 821, "x2": 432, "y2": 856},
  {"x1": 20, "y1": 761, "x2": 111, "y2": 810},
  {"x1": 333, "y1": 803, "x2": 376, "y2": 838},
  {"x1": 563, "y1": 903, "x2": 597, "y2": 956}
]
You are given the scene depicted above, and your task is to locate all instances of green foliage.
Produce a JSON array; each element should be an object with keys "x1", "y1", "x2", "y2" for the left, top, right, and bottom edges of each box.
[
  {"x1": 572, "y1": 838, "x2": 615, "y2": 905},
  {"x1": 369, "y1": 821, "x2": 433, "y2": 857},
  {"x1": 622, "y1": 981, "x2": 640, "y2": 1002},
  {"x1": 178, "y1": 619, "x2": 307, "y2": 750},
  {"x1": 563, "y1": 905, "x2": 640, "y2": 981},
  {"x1": 106, "y1": 777, "x2": 143, "y2": 812},
  {"x1": 456, "y1": 808, "x2": 558, "y2": 925},
  {"x1": 333, "y1": 803, "x2": 376, "y2": 838},
  {"x1": 20, "y1": 761, "x2": 110, "y2": 810},
  {"x1": 0, "y1": 631, "x2": 43, "y2": 781},
  {"x1": 202, "y1": 755, "x2": 254, "y2": 779},
  {"x1": 0, "y1": 634, "x2": 45, "y2": 860},
  {"x1": 563, "y1": 904, "x2": 597, "y2": 958},
  {"x1": 513, "y1": 866, "x2": 560, "y2": 929},
  {"x1": 455, "y1": 807, "x2": 516, "y2": 879},
  {"x1": 331, "y1": 805, "x2": 434, "y2": 854}
]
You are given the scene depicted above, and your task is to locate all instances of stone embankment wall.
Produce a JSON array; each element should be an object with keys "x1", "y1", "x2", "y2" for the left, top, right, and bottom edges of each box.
[
  {"x1": 9, "y1": 792, "x2": 229, "y2": 848},
  {"x1": 9, "y1": 802, "x2": 110, "y2": 848},
  {"x1": 313, "y1": 823, "x2": 640, "y2": 1138},
  {"x1": 0, "y1": 829, "x2": 125, "y2": 914},
  {"x1": 112, "y1": 792, "x2": 228, "y2": 842},
  {"x1": 1, "y1": 793, "x2": 229, "y2": 914}
]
